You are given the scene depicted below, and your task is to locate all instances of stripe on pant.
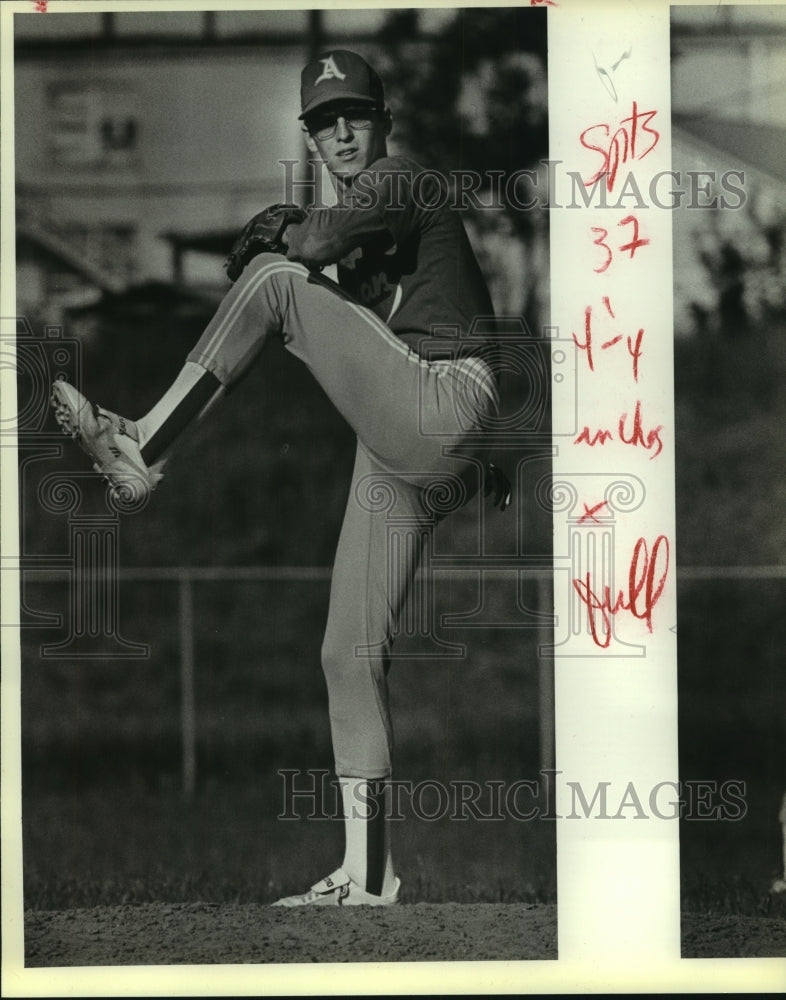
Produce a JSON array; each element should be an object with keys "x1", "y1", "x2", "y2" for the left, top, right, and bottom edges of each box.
[
  {"x1": 140, "y1": 370, "x2": 222, "y2": 464},
  {"x1": 365, "y1": 779, "x2": 387, "y2": 897},
  {"x1": 200, "y1": 259, "x2": 498, "y2": 407}
]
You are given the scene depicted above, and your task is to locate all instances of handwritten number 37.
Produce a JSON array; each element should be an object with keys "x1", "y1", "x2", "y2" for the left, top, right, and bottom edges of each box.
[{"x1": 592, "y1": 215, "x2": 650, "y2": 274}]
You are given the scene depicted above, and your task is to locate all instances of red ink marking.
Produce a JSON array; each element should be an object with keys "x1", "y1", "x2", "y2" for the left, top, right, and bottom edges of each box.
[
  {"x1": 33, "y1": 0, "x2": 48, "y2": 9},
  {"x1": 578, "y1": 500, "x2": 608, "y2": 525},
  {"x1": 574, "y1": 401, "x2": 663, "y2": 458},
  {"x1": 621, "y1": 103, "x2": 659, "y2": 162},
  {"x1": 618, "y1": 400, "x2": 663, "y2": 457},
  {"x1": 592, "y1": 217, "x2": 650, "y2": 274},
  {"x1": 592, "y1": 226, "x2": 612, "y2": 274},
  {"x1": 530, "y1": 0, "x2": 558, "y2": 6},
  {"x1": 580, "y1": 102, "x2": 660, "y2": 191},
  {"x1": 627, "y1": 328, "x2": 644, "y2": 382},
  {"x1": 574, "y1": 426, "x2": 613, "y2": 448},
  {"x1": 572, "y1": 535, "x2": 670, "y2": 648},
  {"x1": 573, "y1": 298, "x2": 640, "y2": 378},
  {"x1": 572, "y1": 306, "x2": 595, "y2": 372},
  {"x1": 618, "y1": 214, "x2": 650, "y2": 258}
]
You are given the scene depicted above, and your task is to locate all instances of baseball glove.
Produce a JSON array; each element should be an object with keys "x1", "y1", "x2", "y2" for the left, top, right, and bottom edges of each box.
[{"x1": 224, "y1": 203, "x2": 307, "y2": 282}]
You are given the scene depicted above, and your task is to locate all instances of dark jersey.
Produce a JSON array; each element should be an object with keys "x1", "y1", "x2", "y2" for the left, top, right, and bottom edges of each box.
[{"x1": 284, "y1": 155, "x2": 496, "y2": 360}]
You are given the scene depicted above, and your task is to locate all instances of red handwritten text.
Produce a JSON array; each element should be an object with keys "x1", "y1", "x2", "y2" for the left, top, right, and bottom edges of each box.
[
  {"x1": 572, "y1": 297, "x2": 644, "y2": 382},
  {"x1": 626, "y1": 327, "x2": 643, "y2": 382},
  {"x1": 33, "y1": 0, "x2": 48, "y2": 10},
  {"x1": 573, "y1": 534, "x2": 670, "y2": 648},
  {"x1": 592, "y1": 227, "x2": 613, "y2": 274},
  {"x1": 574, "y1": 401, "x2": 663, "y2": 458},
  {"x1": 581, "y1": 102, "x2": 660, "y2": 192},
  {"x1": 592, "y1": 215, "x2": 650, "y2": 273},
  {"x1": 617, "y1": 214, "x2": 650, "y2": 258}
]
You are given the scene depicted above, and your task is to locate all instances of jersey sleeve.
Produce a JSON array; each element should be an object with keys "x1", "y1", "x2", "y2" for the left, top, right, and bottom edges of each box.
[
  {"x1": 362, "y1": 156, "x2": 445, "y2": 248},
  {"x1": 284, "y1": 156, "x2": 433, "y2": 268},
  {"x1": 284, "y1": 203, "x2": 393, "y2": 268}
]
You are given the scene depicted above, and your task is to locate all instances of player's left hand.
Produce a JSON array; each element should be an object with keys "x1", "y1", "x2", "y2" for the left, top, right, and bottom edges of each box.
[
  {"x1": 224, "y1": 203, "x2": 307, "y2": 282},
  {"x1": 484, "y1": 463, "x2": 512, "y2": 512}
]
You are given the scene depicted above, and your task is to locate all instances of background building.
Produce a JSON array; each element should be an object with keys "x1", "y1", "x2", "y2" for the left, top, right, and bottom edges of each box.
[
  {"x1": 14, "y1": 10, "x2": 449, "y2": 315},
  {"x1": 14, "y1": 7, "x2": 548, "y2": 332}
]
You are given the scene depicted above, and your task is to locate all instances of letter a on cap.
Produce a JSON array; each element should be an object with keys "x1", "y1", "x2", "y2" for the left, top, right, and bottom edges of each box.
[{"x1": 315, "y1": 54, "x2": 347, "y2": 85}]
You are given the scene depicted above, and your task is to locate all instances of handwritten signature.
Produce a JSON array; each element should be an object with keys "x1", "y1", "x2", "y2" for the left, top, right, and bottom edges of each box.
[{"x1": 573, "y1": 534, "x2": 670, "y2": 648}]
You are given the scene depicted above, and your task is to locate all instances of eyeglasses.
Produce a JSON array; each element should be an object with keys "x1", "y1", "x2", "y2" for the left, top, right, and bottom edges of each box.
[{"x1": 305, "y1": 107, "x2": 377, "y2": 141}]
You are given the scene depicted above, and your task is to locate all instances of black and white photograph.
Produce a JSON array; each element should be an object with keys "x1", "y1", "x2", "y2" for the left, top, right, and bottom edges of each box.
[
  {"x1": 3, "y1": 1, "x2": 786, "y2": 995},
  {"x1": 8, "y1": 1, "x2": 556, "y2": 972}
]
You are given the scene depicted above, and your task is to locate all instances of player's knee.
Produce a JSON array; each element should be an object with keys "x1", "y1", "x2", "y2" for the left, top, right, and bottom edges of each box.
[
  {"x1": 321, "y1": 629, "x2": 383, "y2": 686},
  {"x1": 235, "y1": 253, "x2": 310, "y2": 306},
  {"x1": 239, "y1": 251, "x2": 289, "y2": 280},
  {"x1": 320, "y1": 630, "x2": 348, "y2": 683}
]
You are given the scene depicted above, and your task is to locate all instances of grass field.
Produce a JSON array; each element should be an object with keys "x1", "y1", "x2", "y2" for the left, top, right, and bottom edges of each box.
[
  {"x1": 20, "y1": 574, "x2": 556, "y2": 913},
  {"x1": 22, "y1": 784, "x2": 557, "y2": 911}
]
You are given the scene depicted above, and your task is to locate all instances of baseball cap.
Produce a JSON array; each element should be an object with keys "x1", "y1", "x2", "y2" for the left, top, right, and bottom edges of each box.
[{"x1": 299, "y1": 49, "x2": 384, "y2": 120}]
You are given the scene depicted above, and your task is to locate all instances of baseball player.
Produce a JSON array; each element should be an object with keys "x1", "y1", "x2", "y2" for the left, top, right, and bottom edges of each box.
[{"x1": 51, "y1": 49, "x2": 508, "y2": 906}]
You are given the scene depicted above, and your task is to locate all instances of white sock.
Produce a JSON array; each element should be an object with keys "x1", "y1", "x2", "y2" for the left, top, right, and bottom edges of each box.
[{"x1": 339, "y1": 778, "x2": 396, "y2": 896}]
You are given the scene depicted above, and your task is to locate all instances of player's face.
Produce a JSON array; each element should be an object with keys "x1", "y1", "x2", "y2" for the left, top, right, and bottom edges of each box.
[{"x1": 304, "y1": 102, "x2": 388, "y2": 184}]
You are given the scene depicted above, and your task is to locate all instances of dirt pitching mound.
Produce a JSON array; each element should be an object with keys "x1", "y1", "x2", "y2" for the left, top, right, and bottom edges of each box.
[
  {"x1": 25, "y1": 904, "x2": 786, "y2": 965},
  {"x1": 681, "y1": 909, "x2": 786, "y2": 958},
  {"x1": 25, "y1": 902, "x2": 557, "y2": 966}
]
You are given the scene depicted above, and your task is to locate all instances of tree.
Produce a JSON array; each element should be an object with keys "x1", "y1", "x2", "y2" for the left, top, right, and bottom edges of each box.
[{"x1": 377, "y1": 8, "x2": 549, "y2": 326}]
